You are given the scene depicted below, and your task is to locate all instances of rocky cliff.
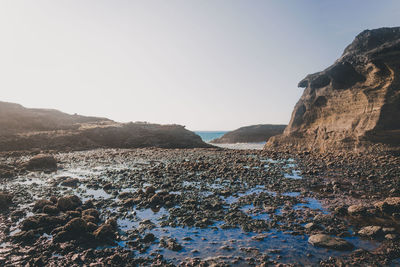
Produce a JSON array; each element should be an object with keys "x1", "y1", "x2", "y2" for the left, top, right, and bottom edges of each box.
[
  {"x1": 210, "y1": 124, "x2": 286, "y2": 144},
  {"x1": 0, "y1": 101, "x2": 211, "y2": 151},
  {"x1": 267, "y1": 27, "x2": 400, "y2": 151}
]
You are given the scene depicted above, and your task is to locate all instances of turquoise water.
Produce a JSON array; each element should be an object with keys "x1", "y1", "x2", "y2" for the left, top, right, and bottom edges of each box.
[{"x1": 195, "y1": 131, "x2": 227, "y2": 142}]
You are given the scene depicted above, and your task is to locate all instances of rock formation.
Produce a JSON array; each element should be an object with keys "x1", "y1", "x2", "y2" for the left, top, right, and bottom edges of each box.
[
  {"x1": 267, "y1": 27, "x2": 400, "y2": 151},
  {"x1": 0, "y1": 101, "x2": 211, "y2": 151},
  {"x1": 210, "y1": 124, "x2": 286, "y2": 144}
]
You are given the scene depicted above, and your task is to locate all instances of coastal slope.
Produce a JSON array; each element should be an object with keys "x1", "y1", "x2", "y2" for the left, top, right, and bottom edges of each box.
[
  {"x1": 210, "y1": 124, "x2": 286, "y2": 144},
  {"x1": 267, "y1": 27, "x2": 400, "y2": 152},
  {"x1": 0, "y1": 101, "x2": 211, "y2": 151}
]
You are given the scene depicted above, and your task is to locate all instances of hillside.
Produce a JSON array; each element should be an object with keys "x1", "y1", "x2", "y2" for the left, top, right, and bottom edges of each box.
[
  {"x1": 210, "y1": 124, "x2": 286, "y2": 144},
  {"x1": 0, "y1": 102, "x2": 211, "y2": 151}
]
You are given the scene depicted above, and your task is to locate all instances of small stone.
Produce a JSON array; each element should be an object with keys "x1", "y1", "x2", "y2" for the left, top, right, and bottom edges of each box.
[
  {"x1": 60, "y1": 178, "x2": 80, "y2": 187},
  {"x1": 347, "y1": 205, "x2": 367, "y2": 216},
  {"x1": 358, "y1": 226, "x2": 382, "y2": 237},
  {"x1": 385, "y1": 234, "x2": 397, "y2": 240}
]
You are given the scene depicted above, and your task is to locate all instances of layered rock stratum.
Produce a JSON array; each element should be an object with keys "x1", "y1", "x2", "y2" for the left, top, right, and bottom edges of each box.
[
  {"x1": 210, "y1": 124, "x2": 286, "y2": 144},
  {"x1": 0, "y1": 101, "x2": 211, "y2": 151},
  {"x1": 267, "y1": 27, "x2": 400, "y2": 151}
]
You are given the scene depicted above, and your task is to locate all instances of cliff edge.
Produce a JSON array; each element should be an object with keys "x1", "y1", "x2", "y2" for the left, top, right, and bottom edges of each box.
[{"x1": 267, "y1": 27, "x2": 400, "y2": 152}]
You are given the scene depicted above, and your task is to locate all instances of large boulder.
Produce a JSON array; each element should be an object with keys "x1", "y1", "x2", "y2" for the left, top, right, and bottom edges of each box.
[
  {"x1": 26, "y1": 154, "x2": 57, "y2": 171},
  {"x1": 267, "y1": 27, "x2": 400, "y2": 151},
  {"x1": 308, "y1": 234, "x2": 354, "y2": 251}
]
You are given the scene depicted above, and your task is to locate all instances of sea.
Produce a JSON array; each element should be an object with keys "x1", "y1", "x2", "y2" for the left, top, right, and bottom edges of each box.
[{"x1": 194, "y1": 131, "x2": 227, "y2": 142}]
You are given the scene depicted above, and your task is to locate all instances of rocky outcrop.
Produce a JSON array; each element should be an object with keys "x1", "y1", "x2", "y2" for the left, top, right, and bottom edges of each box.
[
  {"x1": 210, "y1": 124, "x2": 286, "y2": 144},
  {"x1": 267, "y1": 27, "x2": 400, "y2": 151},
  {"x1": 0, "y1": 101, "x2": 109, "y2": 136},
  {"x1": 0, "y1": 101, "x2": 211, "y2": 151}
]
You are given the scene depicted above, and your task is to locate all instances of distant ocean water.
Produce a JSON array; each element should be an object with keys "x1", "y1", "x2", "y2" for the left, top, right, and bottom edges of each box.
[{"x1": 195, "y1": 131, "x2": 227, "y2": 142}]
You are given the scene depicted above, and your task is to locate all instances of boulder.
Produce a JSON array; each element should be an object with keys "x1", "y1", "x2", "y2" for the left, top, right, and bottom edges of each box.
[
  {"x1": 64, "y1": 218, "x2": 88, "y2": 234},
  {"x1": 42, "y1": 205, "x2": 59, "y2": 215},
  {"x1": 33, "y1": 199, "x2": 54, "y2": 212},
  {"x1": 54, "y1": 218, "x2": 89, "y2": 243},
  {"x1": 26, "y1": 154, "x2": 57, "y2": 171},
  {"x1": 57, "y1": 195, "x2": 82, "y2": 211},
  {"x1": 93, "y1": 219, "x2": 117, "y2": 242},
  {"x1": 308, "y1": 234, "x2": 354, "y2": 251},
  {"x1": 82, "y1": 208, "x2": 100, "y2": 222},
  {"x1": 60, "y1": 178, "x2": 80, "y2": 187}
]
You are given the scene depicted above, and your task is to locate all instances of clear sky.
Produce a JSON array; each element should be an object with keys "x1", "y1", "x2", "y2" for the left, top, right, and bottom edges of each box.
[{"x1": 0, "y1": 1, "x2": 399, "y2": 130}]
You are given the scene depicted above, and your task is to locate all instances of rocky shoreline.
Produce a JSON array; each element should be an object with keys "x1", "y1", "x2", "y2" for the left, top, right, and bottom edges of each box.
[{"x1": 0, "y1": 147, "x2": 399, "y2": 266}]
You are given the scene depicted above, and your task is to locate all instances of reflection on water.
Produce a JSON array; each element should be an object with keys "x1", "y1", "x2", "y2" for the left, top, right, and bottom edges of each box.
[{"x1": 6, "y1": 157, "x2": 381, "y2": 265}]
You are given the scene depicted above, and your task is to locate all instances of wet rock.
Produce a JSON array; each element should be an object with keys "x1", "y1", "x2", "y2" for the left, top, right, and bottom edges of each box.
[
  {"x1": 21, "y1": 216, "x2": 40, "y2": 230},
  {"x1": 42, "y1": 205, "x2": 59, "y2": 215},
  {"x1": 57, "y1": 195, "x2": 82, "y2": 211},
  {"x1": 26, "y1": 154, "x2": 57, "y2": 171},
  {"x1": 304, "y1": 222, "x2": 321, "y2": 230},
  {"x1": 33, "y1": 199, "x2": 54, "y2": 212},
  {"x1": 12, "y1": 230, "x2": 36, "y2": 243},
  {"x1": 60, "y1": 178, "x2": 80, "y2": 187},
  {"x1": 54, "y1": 218, "x2": 88, "y2": 243},
  {"x1": 93, "y1": 224, "x2": 115, "y2": 242},
  {"x1": 374, "y1": 197, "x2": 400, "y2": 215},
  {"x1": 160, "y1": 237, "x2": 182, "y2": 251},
  {"x1": 383, "y1": 227, "x2": 396, "y2": 234},
  {"x1": 103, "y1": 183, "x2": 114, "y2": 191},
  {"x1": 93, "y1": 219, "x2": 117, "y2": 242},
  {"x1": 0, "y1": 192, "x2": 13, "y2": 211},
  {"x1": 385, "y1": 234, "x2": 397, "y2": 240},
  {"x1": 142, "y1": 233, "x2": 156, "y2": 243},
  {"x1": 64, "y1": 217, "x2": 88, "y2": 233},
  {"x1": 308, "y1": 234, "x2": 354, "y2": 251},
  {"x1": 358, "y1": 226, "x2": 382, "y2": 238},
  {"x1": 145, "y1": 186, "x2": 156, "y2": 195},
  {"x1": 82, "y1": 209, "x2": 100, "y2": 222},
  {"x1": 118, "y1": 192, "x2": 134, "y2": 199},
  {"x1": 347, "y1": 205, "x2": 367, "y2": 216}
]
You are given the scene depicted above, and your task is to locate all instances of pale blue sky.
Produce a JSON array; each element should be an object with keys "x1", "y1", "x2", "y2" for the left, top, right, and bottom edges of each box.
[{"x1": 0, "y1": 1, "x2": 399, "y2": 130}]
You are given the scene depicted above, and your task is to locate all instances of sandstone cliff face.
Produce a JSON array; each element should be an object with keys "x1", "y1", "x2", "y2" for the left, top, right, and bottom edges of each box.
[
  {"x1": 211, "y1": 124, "x2": 286, "y2": 144},
  {"x1": 267, "y1": 27, "x2": 400, "y2": 151}
]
